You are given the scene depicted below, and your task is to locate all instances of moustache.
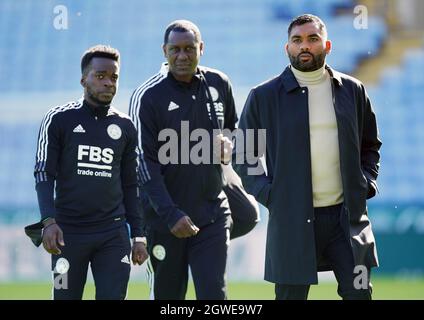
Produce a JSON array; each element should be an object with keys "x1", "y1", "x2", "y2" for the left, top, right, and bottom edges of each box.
[{"x1": 298, "y1": 52, "x2": 313, "y2": 58}]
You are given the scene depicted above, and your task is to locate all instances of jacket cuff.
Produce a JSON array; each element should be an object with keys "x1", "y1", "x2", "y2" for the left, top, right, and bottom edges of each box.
[
  {"x1": 35, "y1": 180, "x2": 56, "y2": 220},
  {"x1": 129, "y1": 226, "x2": 143, "y2": 238},
  {"x1": 166, "y1": 209, "x2": 186, "y2": 230},
  {"x1": 363, "y1": 170, "x2": 378, "y2": 199}
]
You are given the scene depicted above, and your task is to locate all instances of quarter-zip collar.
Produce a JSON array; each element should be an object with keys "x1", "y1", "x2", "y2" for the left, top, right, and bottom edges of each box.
[
  {"x1": 83, "y1": 99, "x2": 110, "y2": 118},
  {"x1": 161, "y1": 62, "x2": 202, "y2": 90}
]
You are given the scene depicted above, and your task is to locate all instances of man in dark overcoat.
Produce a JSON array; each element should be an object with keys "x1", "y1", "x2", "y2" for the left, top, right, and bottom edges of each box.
[{"x1": 233, "y1": 14, "x2": 382, "y2": 300}]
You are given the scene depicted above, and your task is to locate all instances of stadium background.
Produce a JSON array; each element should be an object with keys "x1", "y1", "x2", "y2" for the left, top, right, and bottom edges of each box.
[{"x1": 0, "y1": 0, "x2": 423, "y2": 299}]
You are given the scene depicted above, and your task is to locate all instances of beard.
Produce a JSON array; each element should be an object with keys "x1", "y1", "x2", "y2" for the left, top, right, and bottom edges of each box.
[
  {"x1": 289, "y1": 51, "x2": 326, "y2": 72},
  {"x1": 86, "y1": 87, "x2": 114, "y2": 106}
]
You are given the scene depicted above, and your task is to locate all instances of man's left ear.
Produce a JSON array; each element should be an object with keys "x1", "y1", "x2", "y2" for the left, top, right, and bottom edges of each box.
[
  {"x1": 325, "y1": 40, "x2": 332, "y2": 54},
  {"x1": 162, "y1": 44, "x2": 167, "y2": 58},
  {"x1": 199, "y1": 41, "x2": 204, "y2": 56},
  {"x1": 80, "y1": 76, "x2": 86, "y2": 88}
]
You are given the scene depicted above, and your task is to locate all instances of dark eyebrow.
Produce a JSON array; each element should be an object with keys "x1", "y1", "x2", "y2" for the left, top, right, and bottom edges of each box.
[{"x1": 291, "y1": 33, "x2": 321, "y2": 39}]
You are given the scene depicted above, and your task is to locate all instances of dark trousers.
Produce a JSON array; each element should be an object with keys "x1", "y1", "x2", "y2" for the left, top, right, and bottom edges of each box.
[
  {"x1": 51, "y1": 224, "x2": 131, "y2": 300},
  {"x1": 146, "y1": 214, "x2": 231, "y2": 300},
  {"x1": 275, "y1": 204, "x2": 372, "y2": 300}
]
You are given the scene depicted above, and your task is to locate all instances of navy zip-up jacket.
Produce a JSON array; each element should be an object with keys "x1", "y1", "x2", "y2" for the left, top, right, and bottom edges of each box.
[
  {"x1": 34, "y1": 99, "x2": 142, "y2": 237},
  {"x1": 129, "y1": 64, "x2": 237, "y2": 232}
]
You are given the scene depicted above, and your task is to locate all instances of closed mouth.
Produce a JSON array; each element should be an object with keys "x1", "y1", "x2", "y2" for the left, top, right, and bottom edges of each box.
[{"x1": 299, "y1": 53, "x2": 313, "y2": 58}]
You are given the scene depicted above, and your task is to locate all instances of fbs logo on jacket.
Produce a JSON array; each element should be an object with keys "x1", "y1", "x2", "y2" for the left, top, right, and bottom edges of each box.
[{"x1": 76, "y1": 145, "x2": 114, "y2": 178}]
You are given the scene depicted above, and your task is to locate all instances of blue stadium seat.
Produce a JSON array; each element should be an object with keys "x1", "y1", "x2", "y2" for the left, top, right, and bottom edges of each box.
[
  {"x1": 2, "y1": 0, "x2": 423, "y2": 206},
  {"x1": 0, "y1": 0, "x2": 384, "y2": 92}
]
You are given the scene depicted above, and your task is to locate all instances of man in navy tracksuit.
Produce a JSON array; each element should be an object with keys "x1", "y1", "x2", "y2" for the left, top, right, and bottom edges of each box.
[
  {"x1": 129, "y1": 20, "x2": 238, "y2": 299},
  {"x1": 34, "y1": 45, "x2": 148, "y2": 300}
]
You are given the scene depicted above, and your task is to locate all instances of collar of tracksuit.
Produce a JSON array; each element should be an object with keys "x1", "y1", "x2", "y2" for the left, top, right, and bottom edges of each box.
[
  {"x1": 160, "y1": 62, "x2": 202, "y2": 91},
  {"x1": 82, "y1": 99, "x2": 111, "y2": 118}
]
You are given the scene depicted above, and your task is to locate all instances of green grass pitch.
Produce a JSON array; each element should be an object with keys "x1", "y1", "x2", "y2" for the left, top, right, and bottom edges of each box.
[{"x1": 0, "y1": 277, "x2": 423, "y2": 300}]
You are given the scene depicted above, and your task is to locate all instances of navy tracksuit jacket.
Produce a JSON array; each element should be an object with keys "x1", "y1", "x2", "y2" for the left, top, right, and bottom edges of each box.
[
  {"x1": 129, "y1": 63, "x2": 238, "y2": 299},
  {"x1": 129, "y1": 63, "x2": 238, "y2": 233},
  {"x1": 34, "y1": 99, "x2": 142, "y2": 299}
]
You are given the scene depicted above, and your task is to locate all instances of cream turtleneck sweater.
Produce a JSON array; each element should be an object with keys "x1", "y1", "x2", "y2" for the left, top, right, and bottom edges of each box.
[{"x1": 291, "y1": 65, "x2": 344, "y2": 207}]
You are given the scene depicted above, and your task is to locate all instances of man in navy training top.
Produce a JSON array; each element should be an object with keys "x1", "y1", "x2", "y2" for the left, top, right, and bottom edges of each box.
[
  {"x1": 129, "y1": 20, "x2": 242, "y2": 300},
  {"x1": 34, "y1": 45, "x2": 148, "y2": 300}
]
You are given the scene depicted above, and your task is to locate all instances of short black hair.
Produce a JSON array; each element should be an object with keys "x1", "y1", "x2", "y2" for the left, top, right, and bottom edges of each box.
[
  {"x1": 287, "y1": 14, "x2": 327, "y2": 38},
  {"x1": 163, "y1": 20, "x2": 202, "y2": 45},
  {"x1": 80, "y1": 45, "x2": 120, "y2": 75}
]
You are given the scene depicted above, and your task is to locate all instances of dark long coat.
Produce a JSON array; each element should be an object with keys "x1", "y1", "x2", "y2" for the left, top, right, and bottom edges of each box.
[{"x1": 233, "y1": 65, "x2": 382, "y2": 284}]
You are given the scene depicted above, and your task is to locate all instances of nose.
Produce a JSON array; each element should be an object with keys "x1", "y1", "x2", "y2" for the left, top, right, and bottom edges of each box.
[
  {"x1": 103, "y1": 78, "x2": 114, "y2": 87},
  {"x1": 176, "y1": 51, "x2": 188, "y2": 60},
  {"x1": 300, "y1": 44, "x2": 310, "y2": 52},
  {"x1": 299, "y1": 41, "x2": 310, "y2": 52}
]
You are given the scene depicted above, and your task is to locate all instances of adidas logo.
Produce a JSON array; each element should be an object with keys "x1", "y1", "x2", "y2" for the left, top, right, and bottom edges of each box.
[
  {"x1": 121, "y1": 255, "x2": 130, "y2": 264},
  {"x1": 73, "y1": 124, "x2": 86, "y2": 133},
  {"x1": 168, "y1": 101, "x2": 180, "y2": 111}
]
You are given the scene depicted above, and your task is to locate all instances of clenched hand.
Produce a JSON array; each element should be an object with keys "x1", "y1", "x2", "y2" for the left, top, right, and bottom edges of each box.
[{"x1": 171, "y1": 216, "x2": 200, "y2": 238}]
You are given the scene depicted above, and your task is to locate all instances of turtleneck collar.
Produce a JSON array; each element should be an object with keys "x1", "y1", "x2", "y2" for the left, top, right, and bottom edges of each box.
[
  {"x1": 83, "y1": 99, "x2": 110, "y2": 118},
  {"x1": 291, "y1": 65, "x2": 327, "y2": 86}
]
